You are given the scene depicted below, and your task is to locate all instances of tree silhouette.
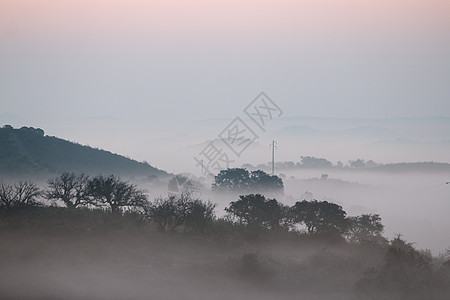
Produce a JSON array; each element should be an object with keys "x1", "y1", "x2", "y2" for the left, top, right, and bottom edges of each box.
[
  {"x1": 249, "y1": 170, "x2": 284, "y2": 197},
  {"x1": 145, "y1": 192, "x2": 215, "y2": 233},
  {"x1": 213, "y1": 168, "x2": 251, "y2": 192},
  {"x1": 87, "y1": 175, "x2": 147, "y2": 213},
  {"x1": 213, "y1": 168, "x2": 284, "y2": 196},
  {"x1": 46, "y1": 172, "x2": 90, "y2": 208},
  {"x1": 225, "y1": 194, "x2": 288, "y2": 231},
  {"x1": 0, "y1": 181, "x2": 41, "y2": 209},
  {"x1": 347, "y1": 214, "x2": 384, "y2": 244},
  {"x1": 291, "y1": 200, "x2": 348, "y2": 236},
  {"x1": 184, "y1": 199, "x2": 216, "y2": 233}
]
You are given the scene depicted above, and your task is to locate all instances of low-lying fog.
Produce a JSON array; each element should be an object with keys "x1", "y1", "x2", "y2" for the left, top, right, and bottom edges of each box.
[
  {"x1": 281, "y1": 170, "x2": 450, "y2": 254},
  {"x1": 145, "y1": 168, "x2": 450, "y2": 255},
  {"x1": 0, "y1": 229, "x2": 386, "y2": 300},
  {"x1": 2, "y1": 168, "x2": 449, "y2": 299}
]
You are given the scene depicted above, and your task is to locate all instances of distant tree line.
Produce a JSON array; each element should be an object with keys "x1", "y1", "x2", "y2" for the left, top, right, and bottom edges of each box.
[{"x1": 242, "y1": 156, "x2": 450, "y2": 172}]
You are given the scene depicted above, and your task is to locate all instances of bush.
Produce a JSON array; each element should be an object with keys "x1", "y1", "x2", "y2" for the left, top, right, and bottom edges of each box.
[{"x1": 356, "y1": 236, "x2": 438, "y2": 299}]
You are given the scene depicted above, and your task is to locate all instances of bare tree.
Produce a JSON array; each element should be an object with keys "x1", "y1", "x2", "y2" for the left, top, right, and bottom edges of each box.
[
  {"x1": 145, "y1": 194, "x2": 190, "y2": 232},
  {"x1": 145, "y1": 192, "x2": 215, "y2": 233},
  {"x1": 46, "y1": 172, "x2": 90, "y2": 208},
  {"x1": 0, "y1": 182, "x2": 14, "y2": 208},
  {"x1": 0, "y1": 181, "x2": 41, "y2": 209}
]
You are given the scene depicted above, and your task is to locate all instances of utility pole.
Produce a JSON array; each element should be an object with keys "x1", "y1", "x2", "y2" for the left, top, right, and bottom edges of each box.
[{"x1": 270, "y1": 140, "x2": 277, "y2": 175}]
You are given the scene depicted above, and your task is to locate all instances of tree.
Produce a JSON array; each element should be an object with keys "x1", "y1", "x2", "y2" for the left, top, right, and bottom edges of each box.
[
  {"x1": 46, "y1": 172, "x2": 90, "y2": 208},
  {"x1": 145, "y1": 195, "x2": 189, "y2": 232},
  {"x1": 356, "y1": 235, "x2": 434, "y2": 298},
  {"x1": 213, "y1": 168, "x2": 284, "y2": 196},
  {"x1": 145, "y1": 192, "x2": 215, "y2": 233},
  {"x1": 264, "y1": 198, "x2": 291, "y2": 230},
  {"x1": 347, "y1": 214, "x2": 384, "y2": 244},
  {"x1": 300, "y1": 156, "x2": 332, "y2": 168},
  {"x1": 225, "y1": 194, "x2": 289, "y2": 231},
  {"x1": 212, "y1": 168, "x2": 251, "y2": 193},
  {"x1": 291, "y1": 200, "x2": 348, "y2": 236},
  {"x1": 249, "y1": 170, "x2": 284, "y2": 197},
  {"x1": 184, "y1": 199, "x2": 216, "y2": 233},
  {"x1": 87, "y1": 175, "x2": 147, "y2": 213},
  {"x1": 0, "y1": 181, "x2": 41, "y2": 209},
  {"x1": 349, "y1": 159, "x2": 366, "y2": 168}
]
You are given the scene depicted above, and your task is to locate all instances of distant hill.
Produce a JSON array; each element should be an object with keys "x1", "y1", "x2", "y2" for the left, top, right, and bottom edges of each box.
[
  {"x1": 242, "y1": 159, "x2": 450, "y2": 173},
  {"x1": 372, "y1": 162, "x2": 450, "y2": 173},
  {"x1": 0, "y1": 125, "x2": 169, "y2": 177}
]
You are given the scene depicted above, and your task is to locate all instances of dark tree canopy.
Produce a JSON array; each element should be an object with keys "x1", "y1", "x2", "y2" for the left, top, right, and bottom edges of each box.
[
  {"x1": 213, "y1": 168, "x2": 250, "y2": 192},
  {"x1": 87, "y1": 175, "x2": 147, "y2": 213},
  {"x1": 347, "y1": 214, "x2": 384, "y2": 244},
  {"x1": 225, "y1": 194, "x2": 289, "y2": 231},
  {"x1": 249, "y1": 170, "x2": 284, "y2": 197},
  {"x1": 291, "y1": 200, "x2": 348, "y2": 236},
  {"x1": 213, "y1": 168, "x2": 284, "y2": 197}
]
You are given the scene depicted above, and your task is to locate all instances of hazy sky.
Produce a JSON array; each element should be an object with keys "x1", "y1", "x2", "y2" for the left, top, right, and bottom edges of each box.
[
  {"x1": 2, "y1": 0, "x2": 450, "y2": 119},
  {"x1": 1, "y1": 0, "x2": 450, "y2": 170}
]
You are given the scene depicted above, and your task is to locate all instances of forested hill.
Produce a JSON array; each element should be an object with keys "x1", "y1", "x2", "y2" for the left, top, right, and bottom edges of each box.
[{"x1": 0, "y1": 125, "x2": 169, "y2": 177}]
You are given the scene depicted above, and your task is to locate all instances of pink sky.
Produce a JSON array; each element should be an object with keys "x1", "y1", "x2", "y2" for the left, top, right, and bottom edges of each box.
[
  {"x1": 1, "y1": 0, "x2": 449, "y2": 41},
  {"x1": 1, "y1": 0, "x2": 449, "y2": 124}
]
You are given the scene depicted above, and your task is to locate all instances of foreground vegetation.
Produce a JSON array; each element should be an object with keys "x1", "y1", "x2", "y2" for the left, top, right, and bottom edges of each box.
[{"x1": 1, "y1": 173, "x2": 450, "y2": 299}]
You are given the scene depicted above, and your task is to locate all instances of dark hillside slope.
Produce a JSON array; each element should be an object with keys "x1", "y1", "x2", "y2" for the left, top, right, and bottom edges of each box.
[{"x1": 0, "y1": 125, "x2": 168, "y2": 177}]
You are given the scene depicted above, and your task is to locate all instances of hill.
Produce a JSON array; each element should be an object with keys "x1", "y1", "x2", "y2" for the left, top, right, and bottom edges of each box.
[
  {"x1": 0, "y1": 125, "x2": 169, "y2": 177},
  {"x1": 243, "y1": 159, "x2": 450, "y2": 173}
]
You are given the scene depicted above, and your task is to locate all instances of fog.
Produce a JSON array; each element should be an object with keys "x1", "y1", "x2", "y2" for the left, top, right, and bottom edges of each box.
[
  {"x1": 155, "y1": 169, "x2": 448, "y2": 255},
  {"x1": 282, "y1": 170, "x2": 450, "y2": 254},
  {"x1": 0, "y1": 231, "x2": 369, "y2": 300},
  {"x1": 2, "y1": 0, "x2": 450, "y2": 298}
]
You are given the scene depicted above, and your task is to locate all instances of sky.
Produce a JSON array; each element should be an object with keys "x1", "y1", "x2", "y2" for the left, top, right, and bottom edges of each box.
[{"x1": 1, "y1": 0, "x2": 450, "y2": 171}]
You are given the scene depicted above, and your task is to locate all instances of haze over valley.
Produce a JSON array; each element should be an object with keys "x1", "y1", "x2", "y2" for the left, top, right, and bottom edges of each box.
[{"x1": 1, "y1": 0, "x2": 449, "y2": 299}]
